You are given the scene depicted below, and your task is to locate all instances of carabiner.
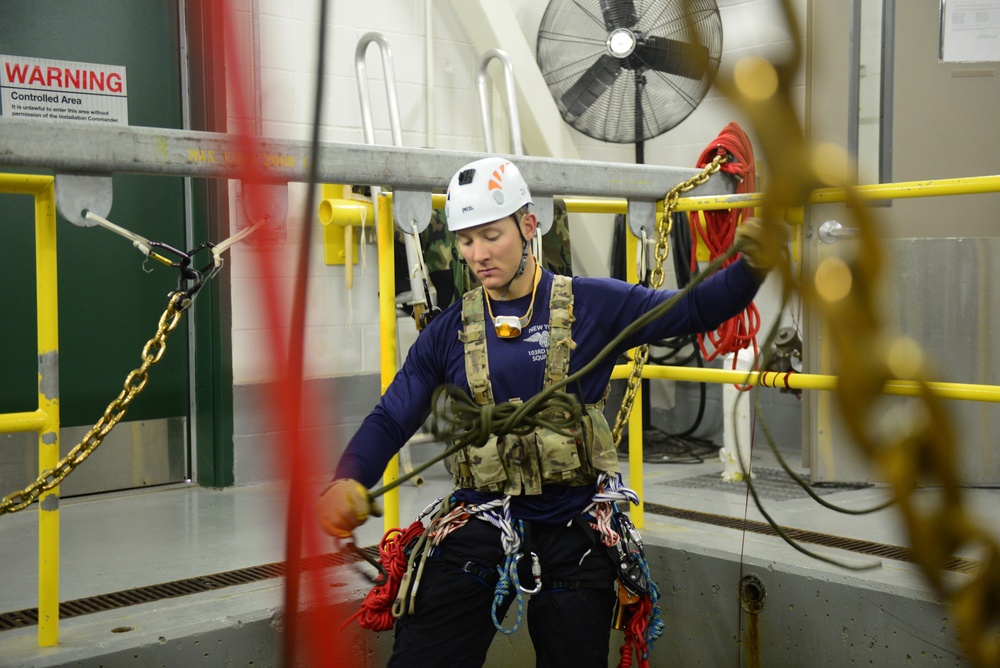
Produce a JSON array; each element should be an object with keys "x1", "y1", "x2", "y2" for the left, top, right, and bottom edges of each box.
[
  {"x1": 615, "y1": 512, "x2": 644, "y2": 552},
  {"x1": 516, "y1": 552, "x2": 542, "y2": 594}
]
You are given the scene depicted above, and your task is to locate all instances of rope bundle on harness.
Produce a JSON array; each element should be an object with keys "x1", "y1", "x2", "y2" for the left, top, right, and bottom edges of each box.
[
  {"x1": 585, "y1": 474, "x2": 664, "y2": 668},
  {"x1": 343, "y1": 520, "x2": 425, "y2": 632},
  {"x1": 690, "y1": 122, "x2": 761, "y2": 370},
  {"x1": 617, "y1": 556, "x2": 663, "y2": 668}
]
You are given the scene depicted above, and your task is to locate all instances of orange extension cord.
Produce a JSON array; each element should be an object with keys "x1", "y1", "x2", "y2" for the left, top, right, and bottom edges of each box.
[{"x1": 690, "y1": 122, "x2": 761, "y2": 379}]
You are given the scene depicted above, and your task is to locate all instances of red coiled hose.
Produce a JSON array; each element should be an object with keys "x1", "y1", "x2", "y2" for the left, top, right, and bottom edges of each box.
[{"x1": 690, "y1": 122, "x2": 761, "y2": 373}]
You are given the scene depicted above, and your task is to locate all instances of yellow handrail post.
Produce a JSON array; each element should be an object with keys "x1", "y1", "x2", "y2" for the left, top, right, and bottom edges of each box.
[
  {"x1": 377, "y1": 192, "x2": 400, "y2": 531},
  {"x1": 35, "y1": 177, "x2": 60, "y2": 648},
  {"x1": 0, "y1": 174, "x2": 60, "y2": 646},
  {"x1": 625, "y1": 224, "x2": 644, "y2": 530}
]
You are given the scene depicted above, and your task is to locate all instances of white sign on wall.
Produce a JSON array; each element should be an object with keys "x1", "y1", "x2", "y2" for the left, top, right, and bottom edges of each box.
[
  {"x1": 0, "y1": 54, "x2": 128, "y2": 124},
  {"x1": 941, "y1": 0, "x2": 1000, "y2": 62}
]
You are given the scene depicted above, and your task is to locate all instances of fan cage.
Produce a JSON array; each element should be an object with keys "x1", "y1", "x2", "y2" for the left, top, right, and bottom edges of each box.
[{"x1": 537, "y1": 0, "x2": 723, "y2": 144}]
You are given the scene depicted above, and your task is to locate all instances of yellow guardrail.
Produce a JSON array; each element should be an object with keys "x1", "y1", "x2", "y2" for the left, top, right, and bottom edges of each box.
[
  {"x1": 377, "y1": 192, "x2": 401, "y2": 533},
  {"x1": 371, "y1": 174, "x2": 1000, "y2": 533},
  {"x1": 611, "y1": 365, "x2": 1000, "y2": 403},
  {"x1": 0, "y1": 174, "x2": 60, "y2": 646},
  {"x1": 422, "y1": 174, "x2": 1000, "y2": 214}
]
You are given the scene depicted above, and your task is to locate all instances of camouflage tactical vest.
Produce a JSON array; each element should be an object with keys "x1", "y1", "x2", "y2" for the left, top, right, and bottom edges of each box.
[{"x1": 450, "y1": 274, "x2": 620, "y2": 495}]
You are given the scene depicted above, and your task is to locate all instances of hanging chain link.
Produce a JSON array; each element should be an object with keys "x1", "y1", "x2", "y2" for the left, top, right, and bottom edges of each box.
[
  {"x1": 611, "y1": 155, "x2": 728, "y2": 447},
  {"x1": 0, "y1": 291, "x2": 191, "y2": 515}
]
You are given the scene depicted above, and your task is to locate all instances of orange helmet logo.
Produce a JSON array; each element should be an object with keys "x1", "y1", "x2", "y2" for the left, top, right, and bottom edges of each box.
[{"x1": 488, "y1": 163, "x2": 508, "y2": 191}]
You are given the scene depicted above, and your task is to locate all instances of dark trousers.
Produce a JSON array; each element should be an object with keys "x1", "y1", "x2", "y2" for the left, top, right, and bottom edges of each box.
[{"x1": 388, "y1": 518, "x2": 618, "y2": 667}]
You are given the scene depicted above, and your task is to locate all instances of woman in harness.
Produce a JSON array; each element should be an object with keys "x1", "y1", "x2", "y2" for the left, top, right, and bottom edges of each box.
[{"x1": 319, "y1": 156, "x2": 774, "y2": 667}]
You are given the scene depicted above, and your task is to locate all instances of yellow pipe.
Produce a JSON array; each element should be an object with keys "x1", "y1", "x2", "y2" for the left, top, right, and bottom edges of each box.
[
  {"x1": 35, "y1": 178, "x2": 59, "y2": 648},
  {"x1": 674, "y1": 174, "x2": 1000, "y2": 212},
  {"x1": 418, "y1": 174, "x2": 1000, "y2": 215},
  {"x1": 318, "y1": 197, "x2": 374, "y2": 226},
  {"x1": 377, "y1": 192, "x2": 400, "y2": 531},
  {"x1": 0, "y1": 410, "x2": 49, "y2": 433},
  {"x1": 0, "y1": 175, "x2": 61, "y2": 646},
  {"x1": 624, "y1": 228, "x2": 644, "y2": 529},
  {"x1": 611, "y1": 364, "x2": 1000, "y2": 403}
]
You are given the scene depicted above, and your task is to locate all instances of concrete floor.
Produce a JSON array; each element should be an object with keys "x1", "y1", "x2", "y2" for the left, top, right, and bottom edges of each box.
[{"x1": 0, "y1": 441, "x2": 994, "y2": 667}]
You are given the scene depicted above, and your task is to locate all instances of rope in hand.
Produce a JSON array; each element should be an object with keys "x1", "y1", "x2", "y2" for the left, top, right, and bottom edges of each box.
[{"x1": 690, "y1": 122, "x2": 761, "y2": 373}]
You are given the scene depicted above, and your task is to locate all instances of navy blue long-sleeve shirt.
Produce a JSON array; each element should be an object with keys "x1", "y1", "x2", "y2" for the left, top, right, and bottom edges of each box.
[{"x1": 336, "y1": 259, "x2": 763, "y2": 523}]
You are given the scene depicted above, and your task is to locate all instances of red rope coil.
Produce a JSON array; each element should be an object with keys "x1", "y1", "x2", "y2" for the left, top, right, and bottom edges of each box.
[
  {"x1": 342, "y1": 521, "x2": 425, "y2": 632},
  {"x1": 689, "y1": 122, "x2": 761, "y2": 373}
]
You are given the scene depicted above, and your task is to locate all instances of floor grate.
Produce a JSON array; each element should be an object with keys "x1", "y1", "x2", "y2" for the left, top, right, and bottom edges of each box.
[
  {"x1": 0, "y1": 547, "x2": 376, "y2": 633},
  {"x1": 643, "y1": 501, "x2": 980, "y2": 574},
  {"x1": 660, "y1": 467, "x2": 873, "y2": 501}
]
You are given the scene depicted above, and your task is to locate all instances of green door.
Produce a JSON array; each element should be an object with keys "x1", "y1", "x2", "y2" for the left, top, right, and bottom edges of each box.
[{"x1": 0, "y1": 1, "x2": 192, "y2": 496}]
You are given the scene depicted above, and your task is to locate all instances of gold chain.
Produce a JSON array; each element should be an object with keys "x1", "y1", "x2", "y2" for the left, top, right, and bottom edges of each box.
[
  {"x1": 611, "y1": 155, "x2": 727, "y2": 447},
  {"x1": 679, "y1": 0, "x2": 1000, "y2": 662},
  {"x1": 0, "y1": 291, "x2": 191, "y2": 515}
]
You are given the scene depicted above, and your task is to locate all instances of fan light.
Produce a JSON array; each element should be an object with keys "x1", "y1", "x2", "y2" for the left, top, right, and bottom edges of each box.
[{"x1": 607, "y1": 29, "x2": 636, "y2": 58}]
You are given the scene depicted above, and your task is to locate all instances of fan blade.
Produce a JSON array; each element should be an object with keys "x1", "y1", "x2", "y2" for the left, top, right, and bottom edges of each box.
[
  {"x1": 560, "y1": 54, "x2": 622, "y2": 117},
  {"x1": 598, "y1": 0, "x2": 638, "y2": 31},
  {"x1": 634, "y1": 36, "x2": 710, "y2": 79}
]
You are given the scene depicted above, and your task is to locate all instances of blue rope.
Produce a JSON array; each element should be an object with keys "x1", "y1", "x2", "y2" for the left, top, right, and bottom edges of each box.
[
  {"x1": 637, "y1": 554, "x2": 664, "y2": 657},
  {"x1": 490, "y1": 521, "x2": 525, "y2": 635}
]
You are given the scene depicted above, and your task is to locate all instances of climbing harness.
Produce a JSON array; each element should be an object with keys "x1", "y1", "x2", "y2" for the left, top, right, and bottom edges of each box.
[
  {"x1": 345, "y1": 494, "x2": 535, "y2": 635},
  {"x1": 349, "y1": 472, "x2": 664, "y2": 656}
]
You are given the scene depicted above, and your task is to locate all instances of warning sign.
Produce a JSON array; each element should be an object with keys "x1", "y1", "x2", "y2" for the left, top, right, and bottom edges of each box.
[{"x1": 0, "y1": 54, "x2": 128, "y2": 124}]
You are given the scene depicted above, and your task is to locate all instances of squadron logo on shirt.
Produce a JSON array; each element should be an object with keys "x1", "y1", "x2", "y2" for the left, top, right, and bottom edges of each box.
[{"x1": 524, "y1": 326, "x2": 548, "y2": 363}]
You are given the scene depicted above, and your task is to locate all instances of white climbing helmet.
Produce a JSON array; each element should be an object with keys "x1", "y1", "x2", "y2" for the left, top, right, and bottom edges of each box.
[{"x1": 444, "y1": 157, "x2": 533, "y2": 232}]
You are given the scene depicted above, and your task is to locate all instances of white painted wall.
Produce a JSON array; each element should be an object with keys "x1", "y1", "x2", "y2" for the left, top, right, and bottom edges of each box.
[{"x1": 228, "y1": 0, "x2": 806, "y2": 385}]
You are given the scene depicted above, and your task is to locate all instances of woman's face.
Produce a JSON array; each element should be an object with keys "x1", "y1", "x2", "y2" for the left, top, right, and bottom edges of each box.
[{"x1": 455, "y1": 213, "x2": 536, "y2": 298}]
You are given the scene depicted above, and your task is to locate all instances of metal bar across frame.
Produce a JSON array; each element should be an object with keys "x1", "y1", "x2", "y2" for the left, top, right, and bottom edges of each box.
[{"x1": 0, "y1": 119, "x2": 731, "y2": 201}]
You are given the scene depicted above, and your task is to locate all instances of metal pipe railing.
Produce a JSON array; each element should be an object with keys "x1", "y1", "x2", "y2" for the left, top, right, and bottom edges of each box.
[
  {"x1": 422, "y1": 172, "x2": 1000, "y2": 215},
  {"x1": 0, "y1": 174, "x2": 60, "y2": 646},
  {"x1": 477, "y1": 49, "x2": 523, "y2": 156},
  {"x1": 376, "y1": 191, "x2": 400, "y2": 531},
  {"x1": 611, "y1": 365, "x2": 1000, "y2": 404}
]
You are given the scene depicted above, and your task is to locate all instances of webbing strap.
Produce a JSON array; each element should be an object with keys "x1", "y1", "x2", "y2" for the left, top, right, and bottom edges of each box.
[
  {"x1": 428, "y1": 546, "x2": 500, "y2": 586},
  {"x1": 543, "y1": 274, "x2": 575, "y2": 388},
  {"x1": 460, "y1": 287, "x2": 494, "y2": 405}
]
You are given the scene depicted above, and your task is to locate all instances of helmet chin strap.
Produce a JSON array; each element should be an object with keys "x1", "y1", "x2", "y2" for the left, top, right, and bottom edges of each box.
[
  {"x1": 499, "y1": 240, "x2": 530, "y2": 300},
  {"x1": 499, "y1": 216, "x2": 532, "y2": 299}
]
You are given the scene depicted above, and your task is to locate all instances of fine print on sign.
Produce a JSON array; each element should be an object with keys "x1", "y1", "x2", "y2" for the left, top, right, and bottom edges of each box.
[{"x1": 1, "y1": 54, "x2": 128, "y2": 125}]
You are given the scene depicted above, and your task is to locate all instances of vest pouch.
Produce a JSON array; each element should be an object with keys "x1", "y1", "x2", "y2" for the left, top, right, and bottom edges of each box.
[
  {"x1": 465, "y1": 435, "x2": 508, "y2": 492},
  {"x1": 535, "y1": 426, "x2": 582, "y2": 483},
  {"x1": 448, "y1": 446, "x2": 474, "y2": 489},
  {"x1": 584, "y1": 405, "x2": 621, "y2": 474}
]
